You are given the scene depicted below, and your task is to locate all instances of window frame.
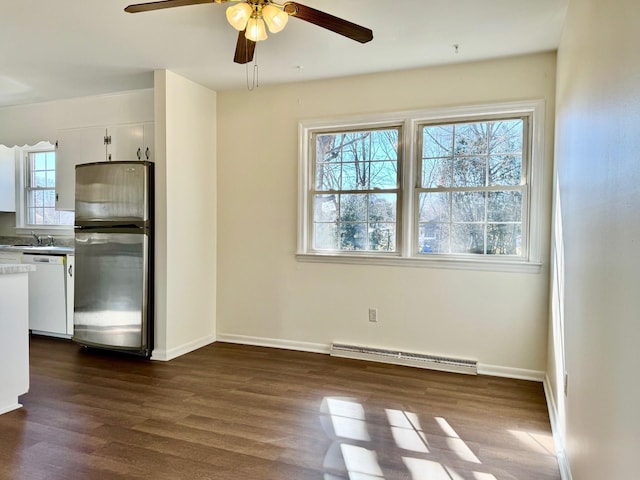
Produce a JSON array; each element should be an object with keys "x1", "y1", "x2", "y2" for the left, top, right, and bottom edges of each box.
[
  {"x1": 414, "y1": 115, "x2": 530, "y2": 258},
  {"x1": 297, "y1": 100, "x2": 545, "y2": 273},
  {"x1": 308, "y1": 124, "x2": 404, "y2": 255},
  {"x1": 15, "y1": 142, "x2": 74, "y2": 235}
]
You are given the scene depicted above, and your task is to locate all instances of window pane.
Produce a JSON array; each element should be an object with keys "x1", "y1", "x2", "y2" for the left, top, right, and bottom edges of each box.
[
  {"x1": 33, "y1": 190, "x2": 44, "y2": 207},
  {"x1": 339, "y1": 223, "x2": 367, "y2": 250},
  {"x1": 423, "y1": 125, "x2": 453, "y2": 158},
  {"x1": 45, "y1": 151, "x2": 56, "y2": 170},
  {"x1": 487, "y1": 224, "x2": 522, "y2": 255},
  {"x1": 419, "y1": 223, "x2": 450, "y2": 254},
  {"x1": 340, "y1": 194, "x2": 367, "y2": 222},
  {"x1": 33, "y1": 153, "x2": 46, "y2": 170},
  {"x1": 453, "y1": 157, "x2": 486, "y2": 187},
  {"x1": 33, "y1": 171, "x2": 47, "y2": 188},
  {"x1": 369, "y1": 161, "x2": 398, "y2": 189},
  {"x1": 422, "y1": 158, "x2": 452, "y2": 188},
  {"x1": 46, "y1": 169, "x2": 56, "y2": 188},
  {"x1": 452, "y1": 224, "x2": 485, "y2": 254},
  {"x1": 454, "y1": 123, "x2": 488, "y2": 156},
  {"x1": 370, "y1": 129, "x2": 399, "y2": 160},
  {"x1": 489, "y1": 119, "x2": 523, "y2": 154},
  {"x1": 314, "y1": 195, "x2": 338, "y2": 222},
  {"x1": 315, "y1": 162, "x2": 341, "y2": 191},
  {"x1": 341, "y1": 162, "x2": 364, "y2": 190},
  {"x1": 419, "y1": 192, "x2": 450, "y2": 222},
  {"x1": 315, "y1": 129, "x2": 399, "y2": 193},
  {"x1": 487, "y1": 191, "x2": 522, "y2": 222},
  {"x1": 43, "y1": 208, "x2": 58, "y2": 224},
  {"x1": 369, "y1": 193, "x2": 396, "y2": 222},
  {"x1": 44, "y1": 190, "x2": 56, "y2": 208},
  {"x1": 452, "y1": 192, "x2": 485, "y2": 222},
  {"x1": 316, "y1": 134, "x2": 339, "y2": 162},
  {"x1": 369, "y1": 223, "x2": 396, "y2": 251},
  {"x1": 489, "y1": 155, "x2": 522, "y2": 186},
  {"x1": 314, "y1": 223, "x2": 338, "y2": 250}
]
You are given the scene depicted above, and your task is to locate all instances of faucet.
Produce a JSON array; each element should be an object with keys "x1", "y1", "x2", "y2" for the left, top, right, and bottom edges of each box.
[
  {"x1": 31, "y1": 231, "x2": 43, "y2": 246},
  {"x1": 47, "y1": 235, "x2": 55, "y2": 246}
]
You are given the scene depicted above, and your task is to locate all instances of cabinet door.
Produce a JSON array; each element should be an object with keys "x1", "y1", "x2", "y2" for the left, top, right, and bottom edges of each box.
[
  {"x1": 65, "y1": 255, "x2": 75, "y2": 335},
  {"x1": 55, "y1": 129, "x2": 83, "y2": 211},
  {"x1": 82, "y1": 126, "x2": 109, "y2": 164},
  {"x1": 0, "y1": 145, "x2": 16, "y2": 212},
  {"x1": 57, "y1": 127, "x2": 108, "y2": 211},
  {"x1": 109, "y1": 124, "x2": 144, "y2": 162},
  {"x1": 143, "y1": 123, "x2": 154, "y2": 162}
]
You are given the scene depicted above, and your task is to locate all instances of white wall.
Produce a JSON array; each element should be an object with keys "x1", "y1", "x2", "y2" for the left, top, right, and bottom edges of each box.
[
  {"x1": 217, "y1": 52, "x2": 556, "y2": 374},
  {"x1": 549, "y1": 0, "x2": 640, "y2": 478},
  {"x1": 152, "y1": 70, "x2": 217, "y2": 360}
]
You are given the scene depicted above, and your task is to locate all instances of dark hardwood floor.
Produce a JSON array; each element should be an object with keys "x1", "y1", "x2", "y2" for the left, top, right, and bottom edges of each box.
[{"x1": 0, "y1": 335, "x2": 560, "y2": 480}]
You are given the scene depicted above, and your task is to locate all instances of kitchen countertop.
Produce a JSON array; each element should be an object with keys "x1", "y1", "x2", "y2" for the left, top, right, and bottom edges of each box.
[
  {"x1": 0, "y1": 245, "x2": 74, "y2": 255},
  {"x1": 0, "y1": 264, "x2": 36, "y2": 275}
]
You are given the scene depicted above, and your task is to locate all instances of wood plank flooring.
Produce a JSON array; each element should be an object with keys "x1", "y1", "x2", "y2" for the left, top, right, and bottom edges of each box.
[{"x1": 0, "y1": 335, "x2": 560, "y2": 480}]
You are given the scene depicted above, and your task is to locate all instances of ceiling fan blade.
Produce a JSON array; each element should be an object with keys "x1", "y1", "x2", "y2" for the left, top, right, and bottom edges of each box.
[
  {"x1": 124, "y1": 0, "x2": 216, "y2": 14},
  {"x1": 283, "y1": 2, "x2": 373, "y2": 44},
  {"x1": 233, "y1": 30, "x2": 256, "y2": 64}
]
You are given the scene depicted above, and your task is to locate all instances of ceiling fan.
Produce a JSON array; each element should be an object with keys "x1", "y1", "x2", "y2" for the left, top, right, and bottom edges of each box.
[{"x1": 124, "y1": 0, "x2": 374, "y2": 64}]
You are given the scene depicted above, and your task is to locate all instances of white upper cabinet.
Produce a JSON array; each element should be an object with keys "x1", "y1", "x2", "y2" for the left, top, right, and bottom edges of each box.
[
  {"x1": 0, "y1": 145, "x2": 16, "y2": 212},
  {"x1": 55, "y1": 129, "x2": 83, "y2": 211},
  {"x1": 55, "y1": 123, "x2": 154, "y2": 210},
  {"x1": 142, "y1": 123, "x2": 154, "y2": 162}
]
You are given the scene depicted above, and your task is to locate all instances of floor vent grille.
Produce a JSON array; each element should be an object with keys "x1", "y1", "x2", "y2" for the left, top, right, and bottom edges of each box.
[{"x1": 330, "y1": 343, "x2": 477, "y2": 375}]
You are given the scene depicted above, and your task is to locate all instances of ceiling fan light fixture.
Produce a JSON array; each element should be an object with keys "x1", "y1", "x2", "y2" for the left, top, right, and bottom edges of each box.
[
  {"x1": 245, "y1": 16, "x2": 268, "y2": 42},
  {"x1": 262, "y1": 4, "x2": 289, "y2": 34},
  {"x1": 226, "y1": 2, "x2": 252, "y2": 31}
]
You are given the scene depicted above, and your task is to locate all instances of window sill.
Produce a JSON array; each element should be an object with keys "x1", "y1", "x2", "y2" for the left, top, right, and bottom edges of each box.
[{"x1": 295, "y1": 253, "x2": 542, "y2": 274}]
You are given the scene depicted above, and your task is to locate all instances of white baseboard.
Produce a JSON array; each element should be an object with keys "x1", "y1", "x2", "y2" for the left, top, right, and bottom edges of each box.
[
  {"x1": 216, "y1": 334, "x2": 546, "y2": 382},
  {"x1": 477, "y1": 364, "x2": 545, "y2": 382},
  {"x1": 216, "y1": 333, "x2": 330, "y2": 354},
  {"x1": 151, "y1": 334, "x2": 217, "y2": 361},
  {"x1": 543, "y1": 375, "x2": 573, "y2": 480}
]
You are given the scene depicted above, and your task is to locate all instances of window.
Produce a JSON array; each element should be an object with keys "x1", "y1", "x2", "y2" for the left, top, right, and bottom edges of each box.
[
  {"x1": 417, "y1": 118, "x2": 526, "y2": 256},
  {"x1": 312, "y1": 128, "x2": 401, "y2": 252},
  {"x1": 298, "y1": 101, "x2": 545, "y2": 272},
  {"x1": 21, "y1": 148, "x2": 74, "y2": 228}
]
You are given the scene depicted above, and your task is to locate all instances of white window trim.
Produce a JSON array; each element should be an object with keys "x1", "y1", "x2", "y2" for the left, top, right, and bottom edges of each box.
[
  {"x1": 15, "y1": 141, "x2": 74, "y2": 236},
  {"x1": 297, "y1": 100, "x2": 545, "y2": 273}
]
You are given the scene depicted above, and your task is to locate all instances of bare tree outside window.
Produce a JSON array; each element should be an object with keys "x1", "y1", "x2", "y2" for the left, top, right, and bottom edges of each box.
[
  {"x1": 418, "y1": 119, "x2": 526, "y2": 256},
  {"x1": 312, "y1": 128, "x2": 400, "y2": 252}
]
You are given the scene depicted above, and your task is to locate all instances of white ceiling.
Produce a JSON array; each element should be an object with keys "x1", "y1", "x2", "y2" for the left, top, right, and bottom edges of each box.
[{"x1": 0, "y1": 0, "x2": 567, "y2": 108}]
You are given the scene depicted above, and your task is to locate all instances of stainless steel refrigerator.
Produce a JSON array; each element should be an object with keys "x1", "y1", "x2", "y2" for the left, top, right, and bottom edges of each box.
[{"x1": 72, "y1": 161, "x2": 154, "y2": 357}]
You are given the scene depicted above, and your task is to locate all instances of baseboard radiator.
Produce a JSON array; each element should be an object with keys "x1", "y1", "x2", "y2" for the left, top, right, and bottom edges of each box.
[{"x1": 330, "y1": 343, "x2": 478, "y2": 375}]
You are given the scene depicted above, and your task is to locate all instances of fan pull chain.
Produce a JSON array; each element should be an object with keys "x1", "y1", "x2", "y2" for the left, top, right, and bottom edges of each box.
[{"x1": 245, "y1": 39, "x2": 259, "y2": 91}]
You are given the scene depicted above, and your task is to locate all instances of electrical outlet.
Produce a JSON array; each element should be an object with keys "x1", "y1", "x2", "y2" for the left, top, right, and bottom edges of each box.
[{"x1": 368, "y1": 308, "x2": 378, "y2": 322}]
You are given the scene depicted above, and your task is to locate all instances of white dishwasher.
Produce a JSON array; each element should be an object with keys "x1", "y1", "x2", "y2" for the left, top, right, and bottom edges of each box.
[{"x1": 22, "y1": 254, "x2": 68, "y2": 337}]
